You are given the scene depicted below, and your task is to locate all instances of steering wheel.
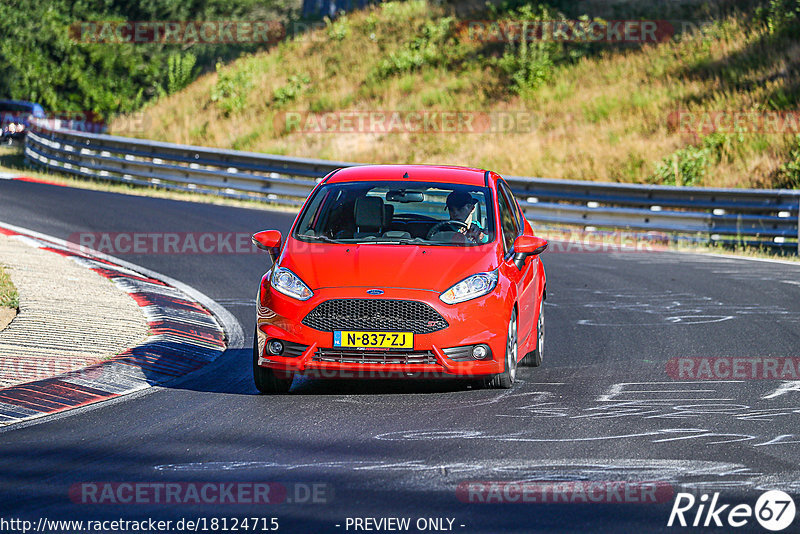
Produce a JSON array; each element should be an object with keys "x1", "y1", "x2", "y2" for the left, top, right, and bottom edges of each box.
[{"x1": 426, "y1": 220, "x2": 469, "y2": 240}]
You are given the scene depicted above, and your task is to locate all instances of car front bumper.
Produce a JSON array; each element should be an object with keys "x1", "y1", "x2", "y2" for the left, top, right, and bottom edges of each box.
[{"x1": 256, "y1": 279, "x2": 511, "y2": 378}]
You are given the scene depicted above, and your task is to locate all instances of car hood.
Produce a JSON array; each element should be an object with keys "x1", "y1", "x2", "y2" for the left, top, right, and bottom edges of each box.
[{"x1": 279, "y1": 240, "x2": 498, "y2": 292}]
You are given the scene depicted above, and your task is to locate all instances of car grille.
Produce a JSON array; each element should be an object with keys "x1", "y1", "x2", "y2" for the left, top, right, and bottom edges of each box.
[
  {"x1": 313, "y1": 349, "x2": 437, "y2": 365},
  {"x1": 302, "y1": 299, "x2": 448, "y2": 334}
]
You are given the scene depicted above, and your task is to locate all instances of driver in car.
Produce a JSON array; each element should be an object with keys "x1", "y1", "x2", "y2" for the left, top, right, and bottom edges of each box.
[{"x1": 446, "y1": 191, "x2": 489, "y2": 243}]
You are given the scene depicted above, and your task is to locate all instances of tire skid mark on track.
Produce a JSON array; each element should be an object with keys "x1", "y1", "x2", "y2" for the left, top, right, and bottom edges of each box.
[
  {"x1": 0, "y1": 224, "x2": 228, "y2": 427},
  {"x1": 371, "y1": 380, "x2": 800, "y2": 451},
  {"x1": 153, "y1": 457, "x2": 795, "y2": 496},
  {"x1": 559, "y1": 287, "x2": 800, "y2": 326}
]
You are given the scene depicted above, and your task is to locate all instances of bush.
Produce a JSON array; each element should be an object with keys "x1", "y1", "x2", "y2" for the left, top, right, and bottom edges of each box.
[
  {"x1": 210, "y1": 62, "x2": 252, "y2": 116},
  {"x1": 496, "y1": 37, "x2": 555, "y2": 94},
  {"x1": 775, "y1": 134, "x2": 800, "y2": 188},
  {"x1": 167, "y1": 52, "x2": 197, "y2": 95},
  {"x1": 325, "y1": 14, "x2": 350, "y2": 41},
  {"x1": 273, "y1": 74, "x2": 312, "y2": 105},
  {"x1": 652, "y1": 144, "x2": 712, "y2": 186},
  {"x1": 370, "y1": 17, "x2": 459, "y2": 80},
  {"x1": 652, "y1": 133, "x2": 755, "y2": 186},
  {"x1": 490, "y1": 6, "x2": 599, "y2": 94},
  {"x1": 755, "y1": 0, "x2": 800, "y2": 34}
]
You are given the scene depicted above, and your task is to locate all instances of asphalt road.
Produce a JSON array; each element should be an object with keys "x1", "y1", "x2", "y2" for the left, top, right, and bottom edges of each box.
[{"x1": 1, "y1": 179, "x2": 799, "y2": 533}]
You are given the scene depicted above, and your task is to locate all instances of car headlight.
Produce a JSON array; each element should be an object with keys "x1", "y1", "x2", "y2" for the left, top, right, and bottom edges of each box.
[
  {"x1": 440, "y1": 269, "x2": 498, "y2": 304},
  {"x1": 270, "y1": 267, "x2": 313, "y2": 301}
]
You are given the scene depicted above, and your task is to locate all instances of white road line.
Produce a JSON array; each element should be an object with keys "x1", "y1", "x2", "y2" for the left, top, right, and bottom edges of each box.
[{"x1": 668, "y1": 249, "x2": 800, "y2": 267}]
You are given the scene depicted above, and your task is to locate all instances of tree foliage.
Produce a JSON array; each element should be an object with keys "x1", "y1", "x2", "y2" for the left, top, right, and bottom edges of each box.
[{"x1": 0, "y1": 0, "x2": 299, "y2": 118}]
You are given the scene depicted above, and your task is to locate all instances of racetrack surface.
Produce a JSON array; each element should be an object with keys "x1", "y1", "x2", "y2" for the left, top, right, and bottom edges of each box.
[{"x1": 1, "y1": 179, "x2": 799, "y2": 533}]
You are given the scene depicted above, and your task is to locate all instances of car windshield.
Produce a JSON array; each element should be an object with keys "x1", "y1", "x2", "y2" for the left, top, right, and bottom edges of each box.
[{"x1": 293, "y1": 181, "x2": 495, "y2": 246}]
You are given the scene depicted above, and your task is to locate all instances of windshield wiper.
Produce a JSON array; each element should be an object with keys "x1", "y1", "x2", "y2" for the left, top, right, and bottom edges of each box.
[
  {"x1": 299, "y1": 234, "x2": 345, "y2": 244},
  {"x1": 351, "y1": 238, "x2": 442, "y2": 246}
]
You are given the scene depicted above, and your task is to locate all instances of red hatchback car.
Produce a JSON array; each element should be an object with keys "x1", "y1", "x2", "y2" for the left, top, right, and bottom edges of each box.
[{"x1": 252, "y1": 165, "x2": 547, "y2": 393}]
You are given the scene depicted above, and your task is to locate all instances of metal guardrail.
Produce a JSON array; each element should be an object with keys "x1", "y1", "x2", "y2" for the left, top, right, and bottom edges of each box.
[{"x1": 25, "y1": 120, "x2": 800, "y2": 252}]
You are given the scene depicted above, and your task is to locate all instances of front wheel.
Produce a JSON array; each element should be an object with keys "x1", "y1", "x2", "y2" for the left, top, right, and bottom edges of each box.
[
  {"x1": 488, "y1": 310, "x2": 517, "y2": 389},
  {"x1": 522, "y1": 298, "x2": 544, "y2": 367},
  {"x1": 253, "y1": 329, "x2": 293, "y2": 394}
]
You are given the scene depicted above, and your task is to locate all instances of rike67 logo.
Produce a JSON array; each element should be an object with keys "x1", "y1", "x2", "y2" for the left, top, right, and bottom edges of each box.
[{"x1": 667, "y1": 490, "x2": 796, "y2": 531}]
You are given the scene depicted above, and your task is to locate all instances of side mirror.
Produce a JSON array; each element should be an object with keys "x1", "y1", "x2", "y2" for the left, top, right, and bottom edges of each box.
[
  {"x1": 252, "y1": 230, "x2": 282, "y2": 263},
  {"x1": 513, "y1": 235, "x2": 547, "y2": 269}
]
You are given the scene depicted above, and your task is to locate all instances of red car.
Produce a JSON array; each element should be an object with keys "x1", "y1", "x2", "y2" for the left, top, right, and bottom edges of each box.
[{"x1": 252, "y1": 165, "x2": 547, "y2": 393}]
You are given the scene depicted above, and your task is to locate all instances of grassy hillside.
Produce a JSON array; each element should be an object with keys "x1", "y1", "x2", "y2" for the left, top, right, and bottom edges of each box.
[{"x1": 113, "y1": 0, "x2": 800, "y2": 188}]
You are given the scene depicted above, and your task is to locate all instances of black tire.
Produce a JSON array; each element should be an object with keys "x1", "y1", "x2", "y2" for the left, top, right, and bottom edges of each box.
[
  {"x1": 253, "y1": 329, "x2": 293, "y2": 394},
  {"x1": 468, "y1": 378, "x2": 488, "y2": 390},
  {"x1": 488, "y1": 309, "x2": 517, "y2": 389},
  {"x1": 522, "y1": 298, "x2": 544, "y2": 367}
]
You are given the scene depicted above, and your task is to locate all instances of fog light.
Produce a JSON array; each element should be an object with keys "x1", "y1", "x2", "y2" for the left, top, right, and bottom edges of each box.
[
  {"x1": 472, "y1": 344, "x2": 491, "y2": 360},
  {"x1": 267, "y1": 340, "x2": 284, "y2": 355}
]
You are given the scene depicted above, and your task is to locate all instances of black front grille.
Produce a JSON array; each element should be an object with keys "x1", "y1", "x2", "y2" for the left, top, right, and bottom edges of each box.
[
  {"x1": 314, "y1": 349, "x2": 437, "y2": 365},
  {"x1": 283, "y1": 341, "x2": 308, "y2": 358},
  {"x1": 442, "y1": 346, "x2": 473, "y2": 362},
  {"x1": 302, "y1": 299, "x2": 448, "y2": 334}
]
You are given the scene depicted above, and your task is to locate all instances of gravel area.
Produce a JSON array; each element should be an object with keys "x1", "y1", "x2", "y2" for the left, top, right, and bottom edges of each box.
[{"x1": 0, "y1": 234, "x2": 150, "y2": 388}]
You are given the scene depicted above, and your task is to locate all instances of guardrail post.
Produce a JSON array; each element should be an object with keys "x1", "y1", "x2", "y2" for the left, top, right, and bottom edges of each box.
[{"x1": 797, "y1": 198, "x2": 800, "y2": 256}]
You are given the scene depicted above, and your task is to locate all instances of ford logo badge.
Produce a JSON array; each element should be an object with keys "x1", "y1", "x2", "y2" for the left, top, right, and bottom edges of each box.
[{"x1": 366, "y1": 289, "x2": 384, "y2": 295}]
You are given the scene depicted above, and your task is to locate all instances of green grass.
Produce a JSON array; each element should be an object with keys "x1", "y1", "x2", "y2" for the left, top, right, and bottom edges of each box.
[{"x1": 0, "y1": 265, "x2": 18, "y2": 310}]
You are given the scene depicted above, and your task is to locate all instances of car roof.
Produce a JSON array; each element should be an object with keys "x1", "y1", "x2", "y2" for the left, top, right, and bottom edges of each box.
[
  {"x1": 0, "y1": 99, "x2": 39, "y2": 108},
  {"x1": 0, "y1": 100, "x2": 45, "y2": 115},
  {"x1": 325, "y1": 165, "x2": 490, "y2": 186}
]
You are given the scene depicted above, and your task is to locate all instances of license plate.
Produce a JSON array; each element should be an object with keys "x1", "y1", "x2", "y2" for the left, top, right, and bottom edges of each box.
[{"x1": 333, "y1": 331, "x2": 413, "y2": 349}]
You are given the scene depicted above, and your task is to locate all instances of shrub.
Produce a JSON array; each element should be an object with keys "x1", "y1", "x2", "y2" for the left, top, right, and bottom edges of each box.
[
  {"x1": 652, "y1": 144, "x2": 712, "y2": 186},
  {"x1": 272, "y1": 74, "x2": 312, "y2": 105},
  {"x1": 369, "y1": 17, "x2": 458, "y2": 80},
  {"x1": 775, "y1": 134, "x2": 800, "y2": 188},
  {"x1": 491, "y1": 6, "x2": 599, "y2": 94},
  {"x1": 496, "y1": 35, "x2": 555, "y2": 93},
  {"x1": 210, "y1": 62, "x2": 252, "y2": 116},
  {"x1": 756, "y1": 0, "x2": 800, "y2": 34},
  {"x1": 325, "y1": 14, "x2": 349, "y2": 41},
  {"x1": 167, "y1": 52, "x2": 197, "y2": 95}
]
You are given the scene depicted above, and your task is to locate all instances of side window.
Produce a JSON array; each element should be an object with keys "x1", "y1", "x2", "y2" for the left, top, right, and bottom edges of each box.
[
  {"x1": 497, "y1": 187, "x2": 517, "y2": 254},
  {"x1": 499, "y1": 182, "x2": 523, "y2": 235}
]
